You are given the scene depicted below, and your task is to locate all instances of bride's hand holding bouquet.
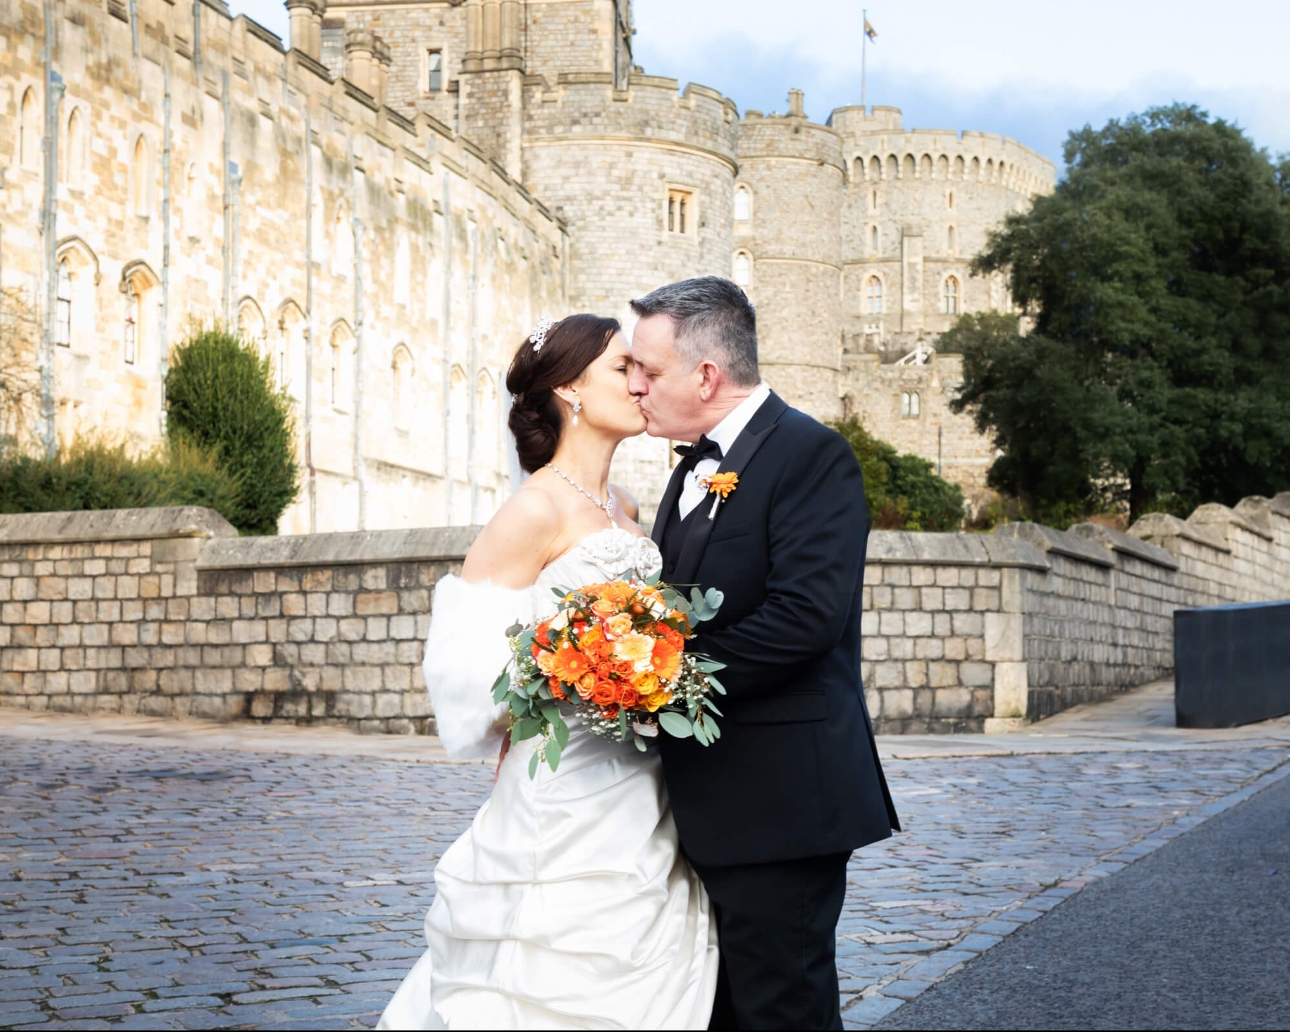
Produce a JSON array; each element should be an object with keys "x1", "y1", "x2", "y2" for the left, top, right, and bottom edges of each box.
[{"x1": 493, "y1": 575, "x2": 727, "y2": 776}]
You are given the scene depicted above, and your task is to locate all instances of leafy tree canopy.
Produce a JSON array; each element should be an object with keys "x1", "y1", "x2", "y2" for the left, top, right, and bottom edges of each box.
[{"x1": 948, "y1": 104, "x2": 1290, "y2": 523}]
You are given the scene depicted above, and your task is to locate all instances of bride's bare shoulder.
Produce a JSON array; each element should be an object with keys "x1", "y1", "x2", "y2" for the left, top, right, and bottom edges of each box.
[{"x1": 461, "y1": 483, "x2": 562, "y2": 588}]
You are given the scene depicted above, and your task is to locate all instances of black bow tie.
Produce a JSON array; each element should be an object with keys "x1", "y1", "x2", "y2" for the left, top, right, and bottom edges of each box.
[{"x1": 675, "y1": 435, "x2": 723, "y2": 464}]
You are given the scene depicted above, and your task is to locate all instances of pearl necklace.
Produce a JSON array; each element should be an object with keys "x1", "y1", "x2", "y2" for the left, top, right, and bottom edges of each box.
[{"x1": 545, "y1": 463, "x2": 617, "y2": 526}]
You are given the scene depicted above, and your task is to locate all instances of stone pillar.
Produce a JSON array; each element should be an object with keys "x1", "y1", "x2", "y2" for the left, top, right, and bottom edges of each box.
[
  {"x1": 287, "y1": 0, "x2": 323, "y2": 61},
  {"x1": 373, "y1": 38, "x2": 391, "y2": 107},
  {"x1": 463, "y1": 0, "x2": 483, "y2": 71},
  {"x1": 482, "y1": 0, "x2": 502, "y2": 66},
  {"x1": 500, "y1": 0, "x2": 522, "y2": 68},
  {"x1": 787, "y1": 88, "x2": 805, "y2": 117},
  {"x1": 344, "y1": 28, "x2": 374, "y2": 95},
  {"x1": 901, "y1": 225, "x2": 923, "y2": 335}
]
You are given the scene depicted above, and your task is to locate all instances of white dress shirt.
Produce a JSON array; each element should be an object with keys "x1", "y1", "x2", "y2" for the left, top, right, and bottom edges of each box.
[{"x1": 677, "y1": 382, "x2": 772, "y2": 519}]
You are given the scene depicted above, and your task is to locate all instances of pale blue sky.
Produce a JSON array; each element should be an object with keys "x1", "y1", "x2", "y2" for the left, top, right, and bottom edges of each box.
[{"x1": 230, "y1": 0, "x2": 1290, "y2": 169}]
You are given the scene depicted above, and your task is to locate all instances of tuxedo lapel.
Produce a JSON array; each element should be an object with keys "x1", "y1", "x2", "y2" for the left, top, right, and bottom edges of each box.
[
  {"x1": 652, "y1": 459, "x2": 689, "y2": 548},
  {"x1": 671, "y1": 393, "x2": 787, "y2": 585}
]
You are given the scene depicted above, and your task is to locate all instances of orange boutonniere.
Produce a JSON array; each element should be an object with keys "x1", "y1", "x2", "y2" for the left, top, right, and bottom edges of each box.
[{"x1": 700, "y1": 472, "x2": 739, "y2": 519}]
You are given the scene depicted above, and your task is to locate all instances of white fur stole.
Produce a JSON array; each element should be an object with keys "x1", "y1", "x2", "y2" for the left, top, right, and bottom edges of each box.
[{"x1": 423, "y1": 574, "x2": 533, "y2": 760}]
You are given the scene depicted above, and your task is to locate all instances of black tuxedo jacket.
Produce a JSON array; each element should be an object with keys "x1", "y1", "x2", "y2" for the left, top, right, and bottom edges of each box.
[{"x1": 654, "y1": 392, "x2": 900, "y2": 867}]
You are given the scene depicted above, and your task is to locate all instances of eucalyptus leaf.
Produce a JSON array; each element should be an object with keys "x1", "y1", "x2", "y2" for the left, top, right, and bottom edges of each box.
[
  {"x1": 491, "y1": 668, "x2": 511, "y2": 703},
  {"x1": 658, "y1": 711, "x2": 694, "y2": 738},
  {"x1": 545, "y1": 737, "x2": 563, "y2": 772},
  {"x1": 633, "y1": 736, "x2": 648, "y2": 752},
  {"x1": 706, "y1": 674, "x2": 726, "y2": 695},
  {"x1": 509, "y1": 697, "x2": 528, "y2": 719},
  {"x1": 528, "y1": 751, "x2": 540, "y2": 779},
  {"x1": 505, "y1": 622, "x2": 523, "y2": 638},
  {"x1": 707, "y1": 719, "x2": 721, "y2": 740},
  {"x1": 692, "y1": 721, "x2": 710, "y2": 746},
  {"x1": 703, "y1": 698, "x2": 724, "y2": 717},
  {"x1": 512, "y1": 717, "x2": 542, "y2": 742},
  {"x1": 552, "y1": 714, "x2": 570, "y2": 749},
  {"x1": 617, "y1": 708, "x2": 630, "y2": 738},
  {"x1": 704, "y1": 587, "x2": 724, "y2": 610},
  {"x1": 694, "y1": 659, "x2": 727, "y2": 673},
  {"x1": 647, "y1": 571, "x2": 662, "y2": 587},
  {"x1": 539, "y1": 701, "x2": 560, "y2": 726}
]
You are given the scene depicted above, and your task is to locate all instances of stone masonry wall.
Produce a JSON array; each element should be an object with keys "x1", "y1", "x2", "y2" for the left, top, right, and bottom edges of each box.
[{"x1": 3, "y1": 493, "x2": 1288, "y2": 734}]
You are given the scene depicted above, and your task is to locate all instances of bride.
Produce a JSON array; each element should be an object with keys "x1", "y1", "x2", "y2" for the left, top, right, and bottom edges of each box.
[{"x1": 378, "y1": 314, "x2": 719, "y2": 1030}]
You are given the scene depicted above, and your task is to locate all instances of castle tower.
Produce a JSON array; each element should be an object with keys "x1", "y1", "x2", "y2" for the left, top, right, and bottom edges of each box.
[{"x1": 735, "y1": 90, "x2": 845, "y2": 420}]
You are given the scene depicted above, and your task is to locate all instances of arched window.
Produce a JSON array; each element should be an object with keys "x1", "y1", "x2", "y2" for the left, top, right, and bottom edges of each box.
[
  {"x1": 329, "y1": 322, "x2": 354, "y2": 409},
  {"x1": 870, "y1": 225, "x2": 879, "y2": 253},
  {"x1": 667, "y1": 188, "x2": 693, "y2": 234},
  {"x1": 19, "y1": 87, "x2": 38, "y2": 169},
  {"x1": 64, "y1": 107, "x2": 85, "y2": 186},
  {"x1": 733, "y1": 185, "x2": 751, "y2": 222},
  {"x1": 942, "y1": 276, "x2": 959, "y2": 314},
  {"x1": 866, "y1": 276, "x2": 883, "y2": 315},
  {"x1": 919, "y1": 154, "x2": 933, "y2": 178},
  {"x1": 900, "y1": 391, "x2": 921, "y2": 418},
  {"x1": 121, "y1": 263, "x2": 159, "y2": 367},
  {"x1": 277, "y1": 302, "x2": 305, "y2": 398},
  {"x1": 237, "y1": 300, "x2": 267, "y2": 363},
  {"x1": 869, "y1": 155, "x2": 881, "y2": 181},
  {"x1": 123, "y1": 282, "x2": 138, "y2": 364},
  {"x1": 55, "y1": 261, "x2": 72, "y2": 347},
  {"x1": 132, "y1": 135, "x2": 154, "y2": 216},
  {"x1": 886, "y1": 154, "x2": 898, "y2": 180},
  {"x1": 971, "y1": 156, "x2": 981, "y2": 181},
  {"x1": 902, "y1": 154, "x2": 915, "y2": 179},
  {"x1": 392, "y1": 344, "x2": 413, "y2": 431},
  {"x1": 936, "y1": 155, "x2": 949, "y2": 179},
  {"x1": 953, "y1": 155, "x2": 965, "y2": 179},
  {"x1": 732, "y1": 250, "x2": 752, "y2": 287},
  {"x1": 947, "y1": 226, "x2": 955, "y2": 252}
]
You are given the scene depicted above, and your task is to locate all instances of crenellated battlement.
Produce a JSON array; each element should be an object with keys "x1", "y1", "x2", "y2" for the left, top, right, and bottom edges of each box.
[
  {"x1": 831, "y1": 106, "x2": 1056, "y2": 195},
  {"x1": 520, "y1": 72, "x2": 739, "y2": 167}
]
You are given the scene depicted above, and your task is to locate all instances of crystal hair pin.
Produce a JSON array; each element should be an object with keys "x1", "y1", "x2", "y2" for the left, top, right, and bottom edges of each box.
[{"x1": 529, "y1": 317, "x2": 556, "y2": 352}]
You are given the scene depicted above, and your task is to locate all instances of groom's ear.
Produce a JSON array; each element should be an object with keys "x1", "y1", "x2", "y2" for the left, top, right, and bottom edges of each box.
[{"x1": 696, "y1": 361, "x2": 723, "y2": 402}]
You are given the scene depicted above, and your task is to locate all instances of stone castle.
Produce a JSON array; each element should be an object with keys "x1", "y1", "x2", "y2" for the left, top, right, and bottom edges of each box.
[{"x1": 1, "y1": 0, "x2": 1056, "y2": 527}]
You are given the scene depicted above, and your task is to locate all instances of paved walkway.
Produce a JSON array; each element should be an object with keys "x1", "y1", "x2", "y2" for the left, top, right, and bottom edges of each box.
[{"x1": 1, "y1": 683, "x2": 1287, "y2": 1029}]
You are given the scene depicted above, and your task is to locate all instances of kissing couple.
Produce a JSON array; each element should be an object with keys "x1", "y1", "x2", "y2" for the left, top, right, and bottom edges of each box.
[{"x1": 379, "y1": 277, "x2": 900, "y2": 1030}]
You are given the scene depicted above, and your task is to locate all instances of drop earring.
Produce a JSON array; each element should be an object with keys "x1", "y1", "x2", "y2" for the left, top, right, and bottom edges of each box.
[{"x1": 572, "y1": 398, "x2": 581, "y2": 426}]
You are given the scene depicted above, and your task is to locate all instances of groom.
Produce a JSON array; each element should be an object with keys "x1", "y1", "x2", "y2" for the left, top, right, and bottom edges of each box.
[{"x1": 628, "y1": 278, "x2": 900, "y2": 1030}]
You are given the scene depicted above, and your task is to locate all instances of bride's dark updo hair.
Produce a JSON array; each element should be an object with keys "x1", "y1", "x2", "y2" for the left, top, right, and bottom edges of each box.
[{"x1": 507, "y1": 314, "x2": 622, "y2": 473}]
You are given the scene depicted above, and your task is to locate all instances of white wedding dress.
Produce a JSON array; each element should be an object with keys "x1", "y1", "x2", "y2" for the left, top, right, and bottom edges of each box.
[{"x1": 378, "y1": 527, "x2": 719, "y2": 1030}]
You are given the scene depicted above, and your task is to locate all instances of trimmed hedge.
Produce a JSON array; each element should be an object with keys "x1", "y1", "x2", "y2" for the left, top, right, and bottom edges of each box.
[
  {"x1": 829, "y1": 418, "x2": 965, "y2": 532},
  {"x1": 0, "y1": 436, "x2": 243, "y2": 517},
  {"x1": 165, "y1": 326, "x2": 300, "y2": 535}
]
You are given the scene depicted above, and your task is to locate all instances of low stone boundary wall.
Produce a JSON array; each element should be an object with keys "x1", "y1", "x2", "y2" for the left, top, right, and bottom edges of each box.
[{"x1": 2, "y1": 493, "x2": 1288, "y2": 734}]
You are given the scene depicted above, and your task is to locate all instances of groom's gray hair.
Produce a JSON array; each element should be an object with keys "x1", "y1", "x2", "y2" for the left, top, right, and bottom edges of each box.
[{"x1": 630, "y1": 277, "x2": 759, "y2": 387}]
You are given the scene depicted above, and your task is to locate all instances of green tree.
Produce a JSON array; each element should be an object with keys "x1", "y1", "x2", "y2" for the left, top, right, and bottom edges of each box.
[
  {"x1": 165, "y1": 325, "x2": 300, "y2": 534},
  {"x1": 949, "y1": 104, "x2": 1290, "y2": 523},
  {"x1": 830, "y1": 418, "x2": 965, "y2": 532}
]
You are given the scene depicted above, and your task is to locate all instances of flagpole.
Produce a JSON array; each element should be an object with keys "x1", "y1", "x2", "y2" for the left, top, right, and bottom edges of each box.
[{"x1": 862, "y1": 7, "x2": 867, "y2": 109}]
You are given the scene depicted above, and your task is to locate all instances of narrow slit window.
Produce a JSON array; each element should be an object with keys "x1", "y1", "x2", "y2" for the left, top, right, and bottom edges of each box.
[{"x1": 55, "y1": 262, "x2": 72, "y2": 347}]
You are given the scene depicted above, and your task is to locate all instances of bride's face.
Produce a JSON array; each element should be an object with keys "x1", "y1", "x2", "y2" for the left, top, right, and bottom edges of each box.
[{"x1": 570, "y1": 333, "x2": 646, "y2": 438}]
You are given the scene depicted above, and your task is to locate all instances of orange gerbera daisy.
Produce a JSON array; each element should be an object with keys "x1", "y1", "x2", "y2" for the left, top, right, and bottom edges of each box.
[
  {"x1": 651, "y1": 638, "x2": 680, "y2": 681},
  {"x1": 550, "y1": 643, "x2": 592, "y2": 684},
  {"x1": 658, "y1": 623, "x2": 685, "y2": 650}
]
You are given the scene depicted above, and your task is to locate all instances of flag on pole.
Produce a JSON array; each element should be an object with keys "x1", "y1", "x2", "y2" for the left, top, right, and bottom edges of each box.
[{"x1": 864, "y1": 18, "x2": 877, "y2": 42}]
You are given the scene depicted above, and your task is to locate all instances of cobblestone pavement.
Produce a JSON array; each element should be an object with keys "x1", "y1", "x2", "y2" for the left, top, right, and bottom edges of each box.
[{"x1": 1, "y1": 690, "x2": 1288, "y2": 1030}]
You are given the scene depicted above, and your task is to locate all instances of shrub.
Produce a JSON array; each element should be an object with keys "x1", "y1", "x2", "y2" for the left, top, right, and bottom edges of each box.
[
  {"x1": 0, "y1": 435, "x2": 243, "y2": 518},
  {"x1": 165, "y1": 325, "x2": 300, "y2": 535},
  {"x1": 829, "y1": 418, "x2": 965, "y2": 532}
]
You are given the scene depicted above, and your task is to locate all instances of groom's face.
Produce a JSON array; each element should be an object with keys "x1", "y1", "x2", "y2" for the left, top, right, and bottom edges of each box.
[{"x1": 628, "y1": 314, "x2": 705, "y2": 442}]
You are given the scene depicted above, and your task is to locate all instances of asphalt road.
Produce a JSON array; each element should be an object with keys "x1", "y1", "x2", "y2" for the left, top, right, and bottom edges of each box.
[{"x1": 878, "y1": 766, "x2": 1290, "y2": 1031}]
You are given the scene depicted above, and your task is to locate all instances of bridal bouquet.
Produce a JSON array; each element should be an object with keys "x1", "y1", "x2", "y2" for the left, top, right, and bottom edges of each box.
[{"x1": 493, "y1": 576, "x2": 727, "y2": 776}]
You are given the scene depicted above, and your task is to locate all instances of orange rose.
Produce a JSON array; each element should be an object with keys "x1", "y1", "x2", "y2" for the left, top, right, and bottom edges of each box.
[
  {"x1": 613, "y1": 659, "x2": 635, "y2": 678},
  {"x1": 651, "y1": 638, "x2": 680, "y2": 681},
  {"x1": 644, "y1": 689, "x2": 671, "y2": 712},
  {"x1": 600, "y1": 581, "x2": 634, "y2": 605},
  {"x1": 605, "y1": 613, "x2": 633, "y2": 639},
  {"x1": 595, "y1": 661, "x2": 616, "y2": 680},
  {"x1": 617, "y1": 686, "x2": 641, "y2": 709},
  {"x1": 591, "y1": 680, "x2": 618, "y2": 706},
  {"x1": 601, "y1": 703, "x2": 620, "y2": 719},
  {"x1": 577, "y1": 671, "x2": 597, "y2": 698},
  {"x1": 550, "y1": 643, "x2": 592, "y2": 684},
  {"x1": 536, "y1": 651, "x2": 557, "y2": 674},
  {"x1": 591, "y1": 598, "x2": 618, "y2": 619},
  {"x1": 658, "y1": 624, "x2": 685, "y2": 650},
  {"x1": 535, "y1": 621, "x2": 553, "y2": 648},
  {"x1": 549, "y1": 679, "x2": 567, "y2": 701}
]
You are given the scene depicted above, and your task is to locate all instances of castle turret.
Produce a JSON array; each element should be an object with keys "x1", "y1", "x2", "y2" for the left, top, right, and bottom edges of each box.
[{"x1": 736, "y1": 91, "x2": 845, "y2": 420}]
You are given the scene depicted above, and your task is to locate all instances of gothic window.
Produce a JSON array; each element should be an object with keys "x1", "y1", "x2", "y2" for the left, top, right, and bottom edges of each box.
[
  {"x1": 902, "y1": 154, "x2": 915, "y2": 179},
  {"x1": 19, "y1": 87, "x2": 38, "y2": 169},
  {"x1": 870, "y1": 225, "x2": 879, "y2": 253},
  {"x1": 866, "y1": 276, "x2": 883, "y2": 315},
  {"x1": 237, "y1": 300, "x2": 267, "y2": 359},
  {"x1": 936, "y1": 154, "x2": 949, "y2": 178},
  {"x1": 426, "y1": 50, "x2": 443, "y2": 92},
  {"x1": 64, "y1": 107, "x2": 85, "y2": 186},
  {"x1": 277, "y1": 302, "x2": 305, "y2": 398},
  {"x1": 942, "y1": 276, "x2": 959, "y2": 314},
  {"x1": 971, "y1": 156, "x2": 981, "y2": 180},
  {"x1": 55, "y1": 261, "x2": 72, "y2": 347},
  {"x1": 869, "y1": 155, "x2": 881, "y2": 180},
  {"x1": 123, "y1": 282, "x2": 138, "y2": 364},
  {"x1": 886, "y1": 154, "x2": 898, "y2": 180},
  {"x1": 900, "y1": 391, "x2": 920, "y2": 418},
  {"x1": 732, "y1": 250, "x2": 752, "y2": 287},
  {"x1": 954, "y1": 155, "x2": 965, "y2": 179},
  {"x1": 392, "y1": 344, "x2": 413, "y2": 432},
  {"x1": 947, "y1": 226, "x2": 955, "y2": 252},
  {"x1": 120, "y1": 263, "x2": 158, "y2": 367},
  {"x1": 920, "y1": 154, "x2": 933, "y2": 178},
  {"x1": 667, "y1": 188, "x2": 693, "y2": 235},
  {"x1": 329, "y1": 322, "x2": 354, "y2": 410},
  {"x1": 132, "y1": 135, "x2": 151, "y2": 216},
  {"x1": 733, "y1": 185, "x2": 751, "y2": 222}
]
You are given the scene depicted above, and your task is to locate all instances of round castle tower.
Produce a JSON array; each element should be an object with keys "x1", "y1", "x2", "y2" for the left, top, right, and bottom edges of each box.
[
  {"x1": 735, "y1": 90, "x2": 845, "y2": 420},
  {"x1": 829, "y1": 105, "x2": 1056, "y2": 357}
]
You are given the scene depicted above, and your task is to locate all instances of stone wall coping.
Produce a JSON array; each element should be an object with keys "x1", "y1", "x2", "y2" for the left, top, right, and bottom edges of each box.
[
  {"x1": 994, "y1": 521, "x2": 1115, "y2": 567},
  {"x1": 196, "y1": 525, "x2": 484, "y2": 570},
  {"x1": 868, "y1": 530, "x2": 1050, "y2": 570},
  {"x1": 1190, "y1": 502, "x2": 1274, "y2": 542},
  {"x1": 1271, "y1": 493, "x2": 1290, "y2": 519},
  {"x1": 1129, "y1": 512, "x2": 1232, "y2": 555},
  {"x1": 0, "y1": 507, "x2": 238, "y2": 545},
  {"x1": 1070, "y1": 522, "x2": 1180, "y2": 571}
]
